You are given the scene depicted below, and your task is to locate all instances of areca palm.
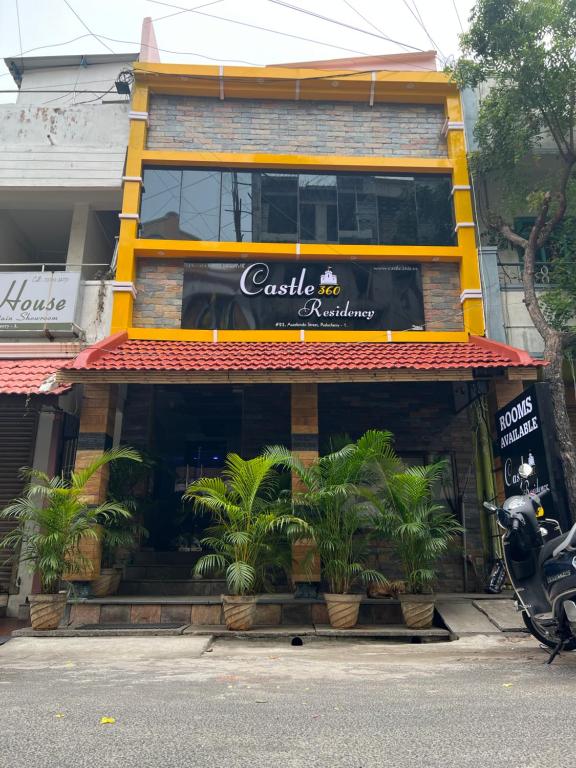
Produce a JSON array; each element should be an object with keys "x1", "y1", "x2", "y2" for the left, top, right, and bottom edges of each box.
[
  {"x1": 268, "y1": 430, "x2": 399, "y2": 594},
  {"x1": 0, "y1": 447, "x2": 142, "y2": 594},
  {"x1": 184, "y1": 451, "x2": 309, "y2": 595},
  {"x1": 369, "y1": 461, "x2": 463, "y2": 594}
]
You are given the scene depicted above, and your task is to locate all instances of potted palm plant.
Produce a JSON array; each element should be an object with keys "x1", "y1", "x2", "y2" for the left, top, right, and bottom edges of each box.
[
  {"x1": 371, "y1": 461, "x2": 463, "y2": 628},
  {"x1": 91, "y1": 516, "x2": 147, "y2": 597},
  {"x1": 184, "y1": 450, "x2": 309, "y2": 631},
  {"x1": 0, "y1": 447, "x2": 141, "y2": 630},
  {"x1": 269, "y1": 430, "x2": 398, "y2": 629}
]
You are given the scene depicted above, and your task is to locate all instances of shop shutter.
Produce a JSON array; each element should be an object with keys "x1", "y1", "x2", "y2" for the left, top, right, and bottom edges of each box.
[{"x1": 0, "y1": 402, "x2": 38, "y2": 590}]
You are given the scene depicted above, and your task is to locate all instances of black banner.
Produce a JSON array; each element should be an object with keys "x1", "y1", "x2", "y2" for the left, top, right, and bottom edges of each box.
[
  {"x1": 181, "y1": 261, "x2": 424, "y2": 331},
  {"x1": 495, "y1": 383, "x2": 569, "y2": 527}
]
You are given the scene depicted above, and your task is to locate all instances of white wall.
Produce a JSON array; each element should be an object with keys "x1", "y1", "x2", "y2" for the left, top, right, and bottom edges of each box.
[{"x1": 79, "y1": 280, "x2": 113, "y2": 343}]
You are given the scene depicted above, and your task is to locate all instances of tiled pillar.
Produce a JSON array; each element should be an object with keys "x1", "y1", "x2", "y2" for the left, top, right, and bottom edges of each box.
[
  {"x1": 69, "y1": 383, "x2": 118, "y2": 583},
  {"x1": 291, "y1": 383, "x2": 320, "y2": 586},
  {"x1": 74, "y1": 383, "x2": 118, "y2": 504}
]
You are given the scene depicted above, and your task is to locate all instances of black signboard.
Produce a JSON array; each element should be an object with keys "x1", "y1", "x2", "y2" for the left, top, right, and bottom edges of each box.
[
  {"x1": 181, "y1": 261, "x2": 424, "y2": 331},
  {"x1": 495, "y1": 383, "x2": 569, "y2": 528}
]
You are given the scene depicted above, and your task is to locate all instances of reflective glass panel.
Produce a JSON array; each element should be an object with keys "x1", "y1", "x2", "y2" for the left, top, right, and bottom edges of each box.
[
  {"x1": 337, "y1": 176, "x2": 378, "y2": 245},
  {"x1": 260, "y1": 173, "x2": 298, "y2": 241},
  {"x1": 140, "y1": 169, "x2": 183, "y2": 239},
  {"x1": 415, "y1": 176, "x2": 455, "y2": 245},
  {"x1": 179, "y1": 170, "x2": 221, "y2": 241},
  {"x1": 220, "y1": 171, "x2": 254, "y2": 242},
  {"x1": 298, "y1": 174, "x2": 338, "y2": 243},
  {"x1": 375, "y1": 176, "x2": 418, "y2": 245}
]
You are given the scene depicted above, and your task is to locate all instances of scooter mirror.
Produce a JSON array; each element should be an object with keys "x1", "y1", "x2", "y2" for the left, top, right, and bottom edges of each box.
[
  {"x1": 483, "y1": 502, "x2": 497, "y2": 512},
  {"x1": 518, "y1": 463, "x2": 534, "y2": 479}
]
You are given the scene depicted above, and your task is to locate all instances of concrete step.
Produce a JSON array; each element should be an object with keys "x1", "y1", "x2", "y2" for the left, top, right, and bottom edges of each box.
[
  {"x1": 436, "y1": 600, "x2": 502, "y2": 636},
  {"x1": 124, "y1": 565, "x2": 200, "y2": 580},
  {"x1": 473, "y1": 599, "x2": 525, "y2": 632},
  {"x1": 118, "y1": 579, "x2": 227, "y2": 596},
  {"x1": 131, "y1": 551, "x2": 202, "y2": 566}
]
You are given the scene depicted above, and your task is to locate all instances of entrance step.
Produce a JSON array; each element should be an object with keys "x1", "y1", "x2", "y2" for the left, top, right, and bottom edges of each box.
[
  {"x1": 118, "y1": 579, "x2": 227, "y2": 596},
  {"x1": 435, "y1": 600, "x2": 502, "y2": 636},
  {"x1": 124, "y1": 565, "x2": 200, "y2": 580},
  {"x1": 472, "y1": 599, "x2": 525, "y2": 632},
  {"x1": 131, "y1": 551, "x2": 203, "y2": 566}
]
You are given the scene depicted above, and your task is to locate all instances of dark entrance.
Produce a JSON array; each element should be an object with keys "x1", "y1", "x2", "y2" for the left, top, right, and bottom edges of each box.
[{"x1": 121, "y1": 383, "x2": 291, "y2": 550}]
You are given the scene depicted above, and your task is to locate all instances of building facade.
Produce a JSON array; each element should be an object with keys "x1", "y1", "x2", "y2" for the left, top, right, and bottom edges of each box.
[
  {"x1": 53, "y1": 55, "x2": 544, "y2": 623},
  {"x1": 0, "y1": 52, "x2": 137, "y2": 616}
]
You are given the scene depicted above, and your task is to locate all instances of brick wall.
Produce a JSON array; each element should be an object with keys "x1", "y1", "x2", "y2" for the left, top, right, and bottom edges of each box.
[
  {"x1": 319, "y1": 382, "x2": 483, "y2": 592},
  {"x1": 133, "y1": 260, "x2": 463, "y2": 332},
  {"x1": 147, "y1": 96, "x2": 447, "y2": 157},
  {"x1": 422, "y1": 262, "x2": 463, "y2": 331},
  {"x1": 132, "y1": 259, "x2": 183, "y2": 328}
]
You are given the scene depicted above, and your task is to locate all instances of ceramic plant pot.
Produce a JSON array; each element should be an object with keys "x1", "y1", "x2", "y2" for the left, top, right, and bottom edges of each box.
[
  {"x1": 90, "y1": 567, "x2": 122, "y2": 597},
  {"x1": 29, "y1": 593, "x2": 67, "y2": 631},
  {"x1": 400, "y1": 595, "x2": 435, "y2": 629},
  {"x1": 324, "y1": 593, "x2": 362, "y2": 629},
  {"x1": 222, "y1": 594, "x2": 257, "y2": 630}
]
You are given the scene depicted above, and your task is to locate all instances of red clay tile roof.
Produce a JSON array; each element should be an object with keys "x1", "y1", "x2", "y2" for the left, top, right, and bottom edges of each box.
[
  {"x1": 68, "y1": 333, "x2": 543, "y2": 373},
  {"x1": 0, "y1": 359, "x2": 71, "y2": 395}
]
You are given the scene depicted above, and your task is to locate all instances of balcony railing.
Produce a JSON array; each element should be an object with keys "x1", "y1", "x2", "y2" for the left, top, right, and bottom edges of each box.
[{"x1": 498, "y1": 261, "x2": 576, "y2": 289}]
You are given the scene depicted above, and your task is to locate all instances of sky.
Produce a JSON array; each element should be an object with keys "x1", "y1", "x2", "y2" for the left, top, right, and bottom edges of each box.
[{"x1": 0, "y1": 0, "x2": 475, "y2": 99}]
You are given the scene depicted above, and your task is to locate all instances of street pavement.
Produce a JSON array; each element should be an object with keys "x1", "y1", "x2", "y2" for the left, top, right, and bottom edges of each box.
[{"x1": 1, "y1": 633, "x2": 575, "y2": 767}]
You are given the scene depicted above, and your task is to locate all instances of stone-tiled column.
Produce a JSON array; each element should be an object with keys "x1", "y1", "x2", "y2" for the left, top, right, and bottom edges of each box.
[{"x1": 291, "y1": 383, "x2": 320, "y2": 586}]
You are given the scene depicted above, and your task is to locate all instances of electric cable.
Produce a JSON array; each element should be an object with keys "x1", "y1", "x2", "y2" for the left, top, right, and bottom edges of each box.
[
  {"x1": 15, "y1": 0, "x2": 23, "y2": 58},
  {"x1": 402, "y1": 0, "x2": 446, "y2": 63},
  {"x1": 62, "y1": 0, "x2": 115, "y2": 54},
  {"x1": 146, "y1": 0, "x2": 372, "y2": 56},
  {"x1": 341, "y1": 0, "x2": 389, "y2": 38},
  {"x1": 150, "y1": 0, "x2": 224, "y2": 23},
  {"x1": 267, "y1": 0, "x2": 425, "y2": 52},
  {"x1": 452, "y1": 0, "x2": 465, "y2": 34}
]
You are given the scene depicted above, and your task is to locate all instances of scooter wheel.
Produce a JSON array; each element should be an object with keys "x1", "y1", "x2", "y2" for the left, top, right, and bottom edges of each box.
[{"x1": 522, "y1": 612, "x2": 576, "y2": 650}]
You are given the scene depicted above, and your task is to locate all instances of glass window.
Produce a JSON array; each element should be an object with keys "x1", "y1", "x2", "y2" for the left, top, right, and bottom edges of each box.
[
  {"x1": 139, "y1": 169, "x2": 456, "y2": 246},
  {"x1": 260, "y1": 173, "x2": 298, "y2": 241},
  {"x1": 375, "y1": 176, "x2": 418, "y2": 245},
  {"x1": 220, "y1": 171, "x2": 254, "y2": 242},
  {"x1": 298, "y1": 174, "x2": 338, "y2": 243},
  {"x1": 140, "y1": 169, "x2": 183, "y2": 239},
  {"x1": 337, "y1": 176, "x2": 378, "y2": 245},
  {"x1": 415, "y1": 176, "x2": 455, "y2": 246},
  {"x1": 179, "y1": 170, "x2": 221, "y2": 241}
]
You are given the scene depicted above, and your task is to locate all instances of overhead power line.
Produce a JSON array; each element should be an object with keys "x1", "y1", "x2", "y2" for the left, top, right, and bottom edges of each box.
[
  {"x1": 62, "y1": 0, "x2": 115, "y2": 54},
  {"x1": 402, "y1": 0, "x2": 445, "y2": 62},
  {"x1": 15, "y1": 0, "x2": 23, "y2": 58},
  {"x1": 151, "y1": 0, "x2": 224, "y2": 23},
  {"x1": 452, "y1": 0, "x2": 465, "y2": 34},
  {"x1": 146, "y1": 0, "x2": 372, "y2": 56},
  {"x1": 267, "y1": 0, "x2": 425, "y2": 53}
]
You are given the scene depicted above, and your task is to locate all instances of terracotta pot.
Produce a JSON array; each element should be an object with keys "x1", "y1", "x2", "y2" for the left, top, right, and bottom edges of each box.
[
  {"x1": 91, "y1": 568, "x2": 122, "y2": 597},
  {"x1": 29, "y1": 593, "x2": 67, "y2": 631},
  {"x1": 63, "y1": 525, "x2": 103, "y2": 582},
  {"x1": 222, "y1": 595, "x2": 257, "y2": 630},
  {"x1": 400, "y1": 596, "x2": 435, "y2": 629},
  {"x1": 324, "y1": 593, "x2": 362, "y2": 629}
]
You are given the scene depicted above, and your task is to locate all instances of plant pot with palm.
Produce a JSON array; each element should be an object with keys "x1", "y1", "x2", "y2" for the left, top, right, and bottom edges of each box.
[
  {"x1": 0, "y1": 448, "x2": 141, "y2": 630},
  {"x1": 269, "y1": 431, "x2": 398, "y2": 629},
  {"x1": 371, "y1": 461, "x2": 463, "y2": 629},
  {"x1": 184, "y1": 450, "x2": 309, "y2": 631},
  {"x1": 91, "y1": 517, "x2": 147, "y2": 597}
]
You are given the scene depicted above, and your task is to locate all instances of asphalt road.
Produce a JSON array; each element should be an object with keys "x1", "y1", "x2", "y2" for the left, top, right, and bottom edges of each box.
[{"x1": 1, "y1": 634, "x2": 575, "y2": 768}]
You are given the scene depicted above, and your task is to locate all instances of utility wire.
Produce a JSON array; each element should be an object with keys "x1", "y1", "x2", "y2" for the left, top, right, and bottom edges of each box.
[
  {"x1": 14, "y1": 0, "x2": 23, "y2": 58},
  {"x1": 151, "y1": 0, "x2": 224, "y2": 23},
  {"x1": 267, "y1": 0, "x2": 425, "y2": 52},
  {"x1": 452, "y1": 0, "x2": 465, "y2": 34},
  {"x1": 146, "y1": 0, "x2": 372, "y2": 56},
  {"x1": 402, "y1": 0, "x2": 445, "y2": 62},
  {"x1": 62, "y1": 0, "x2": 115, "y2": 54},
  {"x1": 341, "y1": 0, "x2": 388, "y2": 39}
]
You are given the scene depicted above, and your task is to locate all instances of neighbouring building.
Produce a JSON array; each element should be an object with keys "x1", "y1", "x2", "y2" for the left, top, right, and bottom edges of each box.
[
  {"x1": 51, "y1": 51, "x2": 546, "y2": 628},
  {"x1": 0, "y1": 51, "x2": 139, "y2": 617}
]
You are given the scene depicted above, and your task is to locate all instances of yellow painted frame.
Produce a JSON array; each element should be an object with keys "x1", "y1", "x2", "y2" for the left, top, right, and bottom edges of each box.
[{"x1": 112, "y1": 64, "x2": 484, "y2": 341}]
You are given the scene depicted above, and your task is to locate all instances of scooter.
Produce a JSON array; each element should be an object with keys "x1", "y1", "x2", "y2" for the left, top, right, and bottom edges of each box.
[{"x1": 484, "y1": 463, "x2": 576, "y2": 662}]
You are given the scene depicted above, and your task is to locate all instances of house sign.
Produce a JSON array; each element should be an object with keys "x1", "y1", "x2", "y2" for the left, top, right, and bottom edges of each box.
[
  {"x1": 0, "y1": 271, "x2": 81, "y2": 333},
  {"x1": 182, "y1": 261, "x2": 425, "y2": 331}
]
